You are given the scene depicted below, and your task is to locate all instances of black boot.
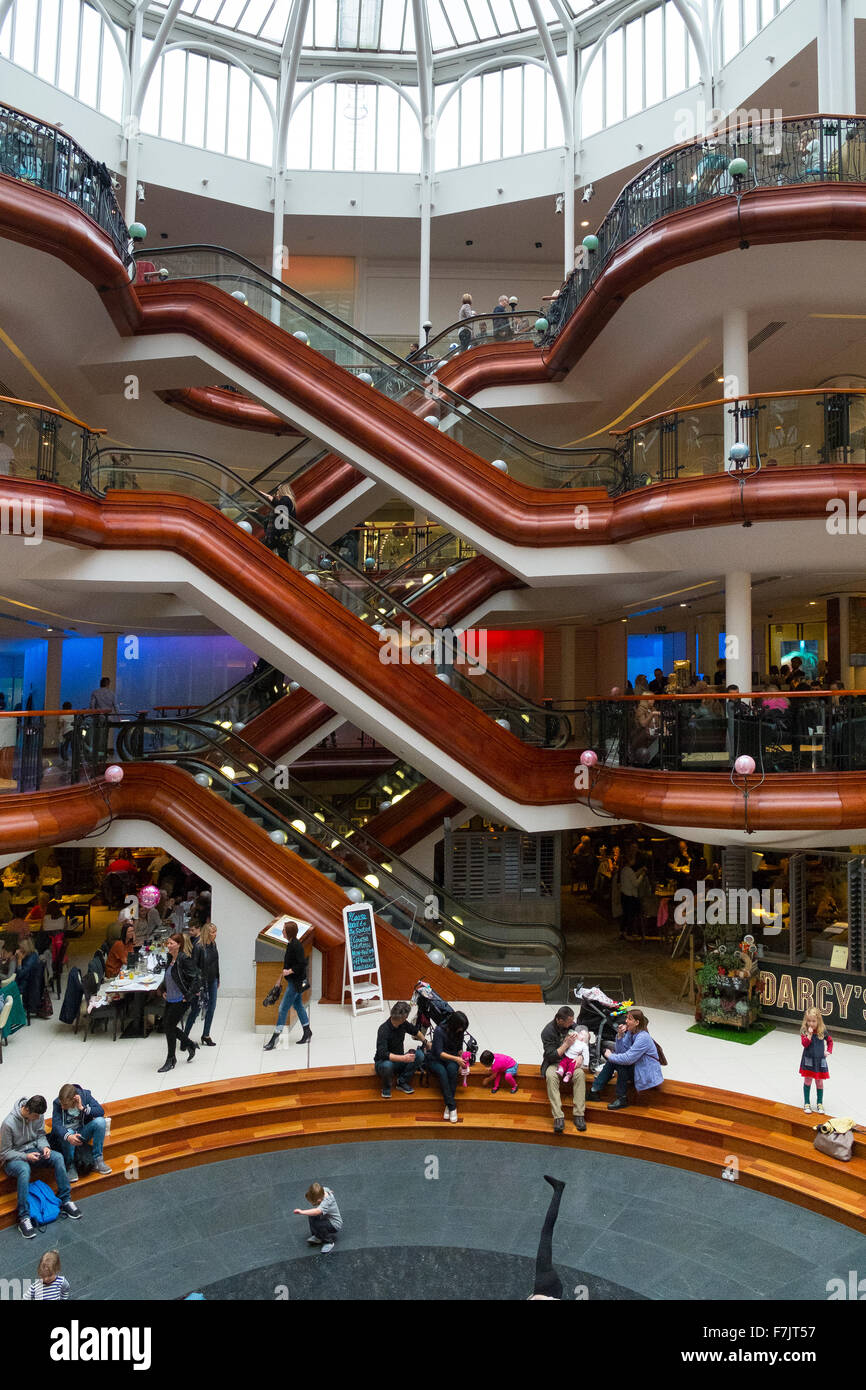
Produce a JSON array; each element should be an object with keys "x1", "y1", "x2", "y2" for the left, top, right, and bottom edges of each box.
[
  {"x1": 157, "y1": 1057, "x2": 176, "y2": 1074},
  {"x1": 296, "y1": 1026, "x2": 313, "y2": 1044},
  {"x1": 263, "y1": 1033, "x2": 280, "y2": 1051}
]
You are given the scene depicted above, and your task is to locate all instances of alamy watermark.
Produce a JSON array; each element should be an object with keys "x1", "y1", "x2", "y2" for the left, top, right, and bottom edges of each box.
[
  {"x1": 673, "y1": 881, "x2": 783, "y2": 929},
  {"x1": 378, "y1": 621, "x2": 487, "y2": 674},
  {"x1": 0, "y1": 497, "x2": 42, "y2": 545},
  {"x1": 826, "y1": 493, "x2": 866, "y2": 534},
  {"x1": 674, "y1": 103, "x2": 783, "y2": 152}
]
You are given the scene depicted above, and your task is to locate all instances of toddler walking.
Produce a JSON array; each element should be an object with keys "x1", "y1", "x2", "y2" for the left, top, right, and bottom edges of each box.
[
  {"x1": 479, "y1": 1050, "x2": 519, "y2": 1094},
  {"x1": 800, "y1": 1007, "x2": 833, "y2": 1114},
  {"x1": 557, "y1": 1026, "x2": 589, "y2": 1084}
]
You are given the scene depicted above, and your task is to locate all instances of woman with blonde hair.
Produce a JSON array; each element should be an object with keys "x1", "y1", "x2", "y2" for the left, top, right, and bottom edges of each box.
[
  {"x1": 26, "y1": 1249, "x2": 70, "y2": 1300},
  {"x1": 182, "y1": 920, "x2": 220, "y2": 1048}
]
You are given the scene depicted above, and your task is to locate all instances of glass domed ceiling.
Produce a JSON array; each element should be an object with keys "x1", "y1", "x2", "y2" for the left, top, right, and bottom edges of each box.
[{"x1": 149, "y1": 0, "x2": 600, "y2": 55}]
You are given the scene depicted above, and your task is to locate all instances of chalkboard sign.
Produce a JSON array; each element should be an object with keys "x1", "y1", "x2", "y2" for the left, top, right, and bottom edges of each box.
[
  {"x1": 345, "y1": 904, "x2": 377, "y2": 972},
  {"x1": 341, "y1": 902, "x2": 383, "y2": 1016}
]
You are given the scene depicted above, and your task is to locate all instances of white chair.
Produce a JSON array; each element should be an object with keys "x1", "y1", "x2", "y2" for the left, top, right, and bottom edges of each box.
[{"x1": 0, "y1": 993, "x2": 15, "y2": 1061}]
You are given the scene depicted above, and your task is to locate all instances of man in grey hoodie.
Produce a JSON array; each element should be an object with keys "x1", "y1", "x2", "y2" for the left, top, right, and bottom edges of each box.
[{"x1": 0, "y1": 1095, "x2": 81, "y2": 1239}]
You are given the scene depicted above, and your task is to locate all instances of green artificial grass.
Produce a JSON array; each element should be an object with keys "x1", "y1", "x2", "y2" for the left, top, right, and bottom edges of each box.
[{"x1": 687, "y1": 1021, "x2": 776, "y2": 1046}]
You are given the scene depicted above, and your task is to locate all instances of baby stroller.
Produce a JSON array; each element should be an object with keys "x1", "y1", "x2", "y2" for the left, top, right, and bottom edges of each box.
[
  {"x1": 411, "y1": 980, "x2": 478, "y2": 1086},
  {"x1": 572, "y1": 981, "x2": 631, "y2": 1070}
]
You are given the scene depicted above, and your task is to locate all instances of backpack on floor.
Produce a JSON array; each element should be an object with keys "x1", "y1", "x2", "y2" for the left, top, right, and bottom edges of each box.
[{"x1": 28, "y1": 1181, "x2": 61, "y2": 1226}]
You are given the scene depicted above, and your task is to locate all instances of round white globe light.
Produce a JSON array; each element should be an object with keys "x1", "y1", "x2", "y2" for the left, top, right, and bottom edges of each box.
[
  {"x1": 269, "y1": 829, "x2": 288, "y2": 844},
  {"x1": 293, "y1": 330, "x2": 309, "y2": 344}
]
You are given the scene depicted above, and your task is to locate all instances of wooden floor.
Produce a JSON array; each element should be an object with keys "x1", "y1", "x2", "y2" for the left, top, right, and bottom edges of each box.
[{"x1": 4, "y1": 1068, "x2": 864, "y2": 1233}]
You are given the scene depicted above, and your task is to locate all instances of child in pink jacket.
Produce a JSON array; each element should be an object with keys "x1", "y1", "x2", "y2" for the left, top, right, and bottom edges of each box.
[{"x1": 479, "y1": 1050, "x2": 519, "y2": 1094}]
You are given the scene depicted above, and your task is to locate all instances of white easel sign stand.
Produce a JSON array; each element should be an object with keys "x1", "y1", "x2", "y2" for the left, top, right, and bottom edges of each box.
[{"x1": 341, "y1": 902, "x2": 384, "y2": 1016}]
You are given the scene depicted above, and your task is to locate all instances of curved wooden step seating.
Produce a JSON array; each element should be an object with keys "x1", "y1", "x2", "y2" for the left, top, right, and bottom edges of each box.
[{"x1": 2, "y1": 1069, "x2": 863, "y2": 1233}]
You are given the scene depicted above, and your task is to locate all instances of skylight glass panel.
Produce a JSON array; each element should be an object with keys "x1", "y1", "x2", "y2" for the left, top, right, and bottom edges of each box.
[
  {"x1": 428, "y1": 3, "x2": 455, "y2": 49},
  {"x1": 665, "y1": 1, "x2": 687, "y2": 98},
  {"x1": 261, "y1": 0, "x2": 293, "y2": 40},
  {"x1": 489, "y1": 0, "x2": 519, "y2": 30},
  {"x1": 441, "y1": 0, "x2": 477, "y2": 45},
  {"x1": 11, "y1": 0, "x2": 37, "y2": 70},
  {"x1": 314, "y1": 0, "x2": 338, "y2": 46},
  {"x1": 185, "y1": 52, "x2": 207, "y2": 147},
  {"x1": 644, "y1": 3, "x2": 663, "y2": 104},
  {"x1": 466, "y1": 0, "x2": 498, "y2": 40},
  {"x1": 379, "y1": 1, "x2": 410, "y2": 50},
  {"x1": 337, "y1": 0, "x2": 383, "y2": 48},
  {"x1": 36, "y1": 0, "x2": 60, "y2": 85},
  {"x1": 239, "y1": 0, "x2": 275, "y2": 35},
  {"x1": 214, "y1": 0, "x2": 248, "y2": 28}
]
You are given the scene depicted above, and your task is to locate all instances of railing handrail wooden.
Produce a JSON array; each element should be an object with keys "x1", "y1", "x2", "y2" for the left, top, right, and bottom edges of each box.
[
  {"x1": 610, "y1": 387, "x2": 866, "y2": 437},
  {"x1": 0, "y1": 393, "x2": 104, "y2": 434},
  {"x1": 587, "y1": 689, "x2": 860, "y2": 701}
]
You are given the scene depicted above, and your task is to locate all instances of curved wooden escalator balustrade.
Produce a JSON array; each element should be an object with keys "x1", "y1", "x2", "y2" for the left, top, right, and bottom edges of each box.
[
  {"x1": 7, "y1": 174, "x2": 866, "y2": 547},
  {"x1": 11, "y1": 477, "x2": 866, "y2": 828},
  {"x1": 0, "y1": 1069, "x2": 861, "y2": 1233},
  {"x1": 0, "y1": 765, "x2": 538, "y2": 1005},
  {"x1": 241, "y1": 554, "x2": 521, "y2": 762}
]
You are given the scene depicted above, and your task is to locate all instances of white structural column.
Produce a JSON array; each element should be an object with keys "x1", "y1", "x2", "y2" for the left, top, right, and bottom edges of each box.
[
  {"x1": 124, "y1": 0, "x2": 185, "y2": 228},
  {"x1": 725, "y1": 571, "x2": 752, "y2": 693},
  {"x1": 818, "y1": 0, "x2": 855, "y2": 112},
  {"x1": 722, "y1": 307, "x2": 749, "y2": 470},
  {"x1": 528, "y1": 0, "x2": 575, "y2": 280},
  {"x1": 412, "y1": 0, "x2": 434, "y2": 340},
  {"x1": 272, "y1": 0, "x2": 311, "y2": 323}
]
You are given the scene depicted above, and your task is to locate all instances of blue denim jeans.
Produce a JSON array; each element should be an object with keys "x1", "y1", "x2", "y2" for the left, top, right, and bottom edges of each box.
[
  {"x1": 591, "y1": 1058, "x2": 633, "y2": 1099},
  {"x1": 375, "y1": 1059, "x2": 415, "y2": 1091},
  {"x1": 6, "y1": 1151, "x2": 70, "y2": 1218},
  {"x1": 427, "y1": 1056, "x2": 459, "y2": 1110},
  {"x1": 61, "y1": 1116, "x2": 106, "y2": 1166},
  {"x1": 277, "y1": 979, "x2": 309, "y2": 1029}
]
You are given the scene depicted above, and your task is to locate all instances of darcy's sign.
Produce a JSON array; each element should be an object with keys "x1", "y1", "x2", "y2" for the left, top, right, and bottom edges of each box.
[{"x1": 760, "y1": 963, "x2": 866, "y2": 1035}]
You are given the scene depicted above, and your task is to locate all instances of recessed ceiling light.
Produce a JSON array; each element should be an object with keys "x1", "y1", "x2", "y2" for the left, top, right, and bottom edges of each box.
[{"x1": 580, "y1": 220, "x2": 589, "y2": 227}]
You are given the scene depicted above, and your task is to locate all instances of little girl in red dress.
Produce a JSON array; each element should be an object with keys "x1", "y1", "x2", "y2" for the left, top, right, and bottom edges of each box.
[{"x1": 800, "y1": 1007, "x2": 833, "y2": 1114}]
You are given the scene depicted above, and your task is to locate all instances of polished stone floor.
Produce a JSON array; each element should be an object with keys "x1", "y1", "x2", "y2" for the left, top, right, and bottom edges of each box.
[{"x1": 1, "y1": 1140, "x2": 863, "y2": 1301}]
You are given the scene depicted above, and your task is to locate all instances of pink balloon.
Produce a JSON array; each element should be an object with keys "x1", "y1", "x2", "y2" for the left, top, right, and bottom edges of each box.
[
  {"x1": 138, "y1": 884, "x2": 160, "y2": 909},
  {"x1": 104, "y1": 764, "x2": 124, "y2": 784},
  {"x1": 734, "y1": 755, "x2": 756, "y2": 776},
  {"x1": 580, "y1": 749, "x2": 598, "y2": 768},
  {"x1": 610, "y1": 686, "x2": 621, "y2": 696}
]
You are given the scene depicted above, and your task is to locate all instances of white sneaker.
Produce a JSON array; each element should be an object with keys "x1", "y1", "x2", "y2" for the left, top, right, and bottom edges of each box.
[
  {"x1": 449, "y1": 1109, "x2": 458, "y2": 1123},
  {"x1": 804, "y1": 1103, "x2": 812, "y2": 1113},
  {"x1": 443, "y1": 1108, "x2": 450, "y2": 1120},
  {"x1": 320, "y1": 1243, "x2": 334, "y2": 1254},
  {"x1": 307, "y1": 1236, "x2": 322, "y2": 1245},
  {"x1": 816, "y1": 1104, "x2": 825, "y2": 1114}
]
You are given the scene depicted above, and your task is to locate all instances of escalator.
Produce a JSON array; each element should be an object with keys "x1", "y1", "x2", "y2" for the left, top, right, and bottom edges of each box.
[
  {"x1": 14, "y1": 478, "x2": 579, "y2": 822},
  {"x1": 116, "y1": 719, "x2": 563, "y2": 989},
  {"x1": 0, "y1": 765, "x2": 542, "y2": 1004},
  {"x1": 88, "y1": 446, "x2": 558, "y2": 753}
]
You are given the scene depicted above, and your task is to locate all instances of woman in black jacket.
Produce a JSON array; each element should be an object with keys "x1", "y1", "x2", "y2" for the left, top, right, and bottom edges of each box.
[
  {"x1": 182, "y1": 921, "x2": 220, "y2": 1047},
  {"x1": 157, "y1": 933, "x2": 200, "y2": 1073},
  {"x1": 263, "y1": 920, "x2": 312, "y2": 1050}
]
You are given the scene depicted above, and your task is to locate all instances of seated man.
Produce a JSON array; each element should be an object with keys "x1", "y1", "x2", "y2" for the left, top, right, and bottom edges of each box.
[
  {"x1": 0, "y1": 1095, "x2": 81, "y2": 1239},
  {"x1": 374, "y1": 1001, "x2": 426, "y2": 1099},
  {"x1": 588, "y1": 1007, "x2": 664, "y2": 1110},
  {"x1": 541, "y1": 1006, "x2": 587, "y2": 1133},
  {"x1": 50, "y1": 1083, "x2": 112, "y2": 1181}
]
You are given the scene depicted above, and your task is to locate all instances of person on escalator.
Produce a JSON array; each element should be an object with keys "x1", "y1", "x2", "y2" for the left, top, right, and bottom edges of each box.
[
  {"x1": 263, "y1": 920, "x2": 312, "y2": 1050},
  {"x1": 265, "y1": 481, "x2": 296, "y2": 560}
]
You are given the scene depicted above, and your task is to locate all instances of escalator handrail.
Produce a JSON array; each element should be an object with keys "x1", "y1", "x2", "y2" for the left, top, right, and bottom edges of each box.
[
  {"x1": 116, "y1": 717, "x2": 564, "y2": 960},
  {"x1": 135, "y1": 245, "x2": 621, "y2": 479},
  {"x1": 88, "y1": 448, "x2": 569, "y2": 738}
]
